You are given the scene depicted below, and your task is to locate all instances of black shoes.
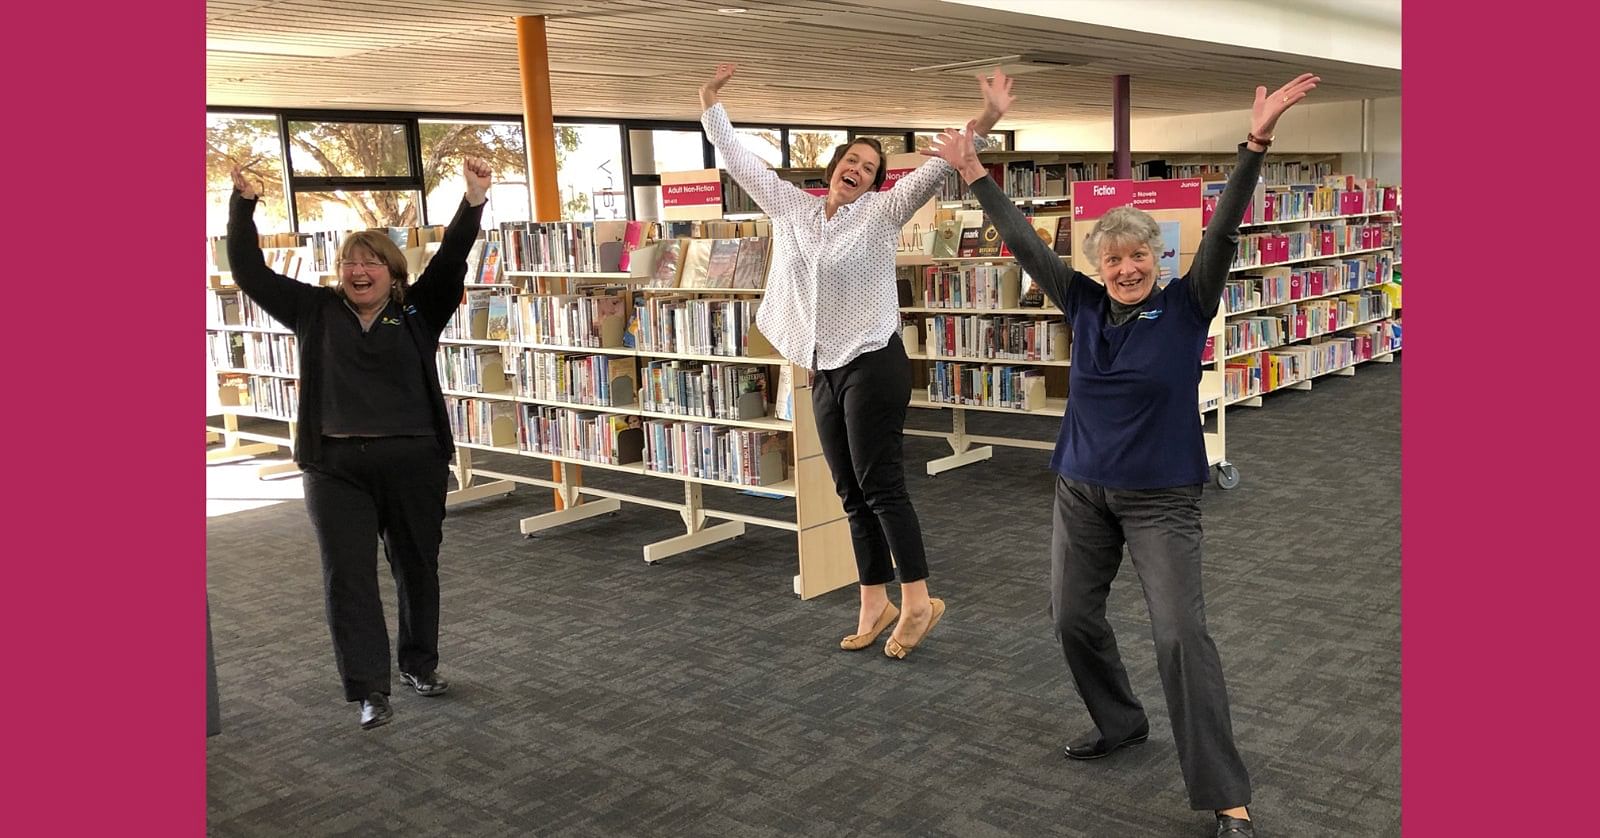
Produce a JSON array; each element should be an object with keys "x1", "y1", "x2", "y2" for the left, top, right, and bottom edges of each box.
[
  {"x1": 355, "y1": 671, "x2": 446, "y2": 729},
  {"x1": 359, "y1": 692, "x2": 393, "y2": 730},
  {"x1": 1063, "y1": 725, "x2": 1150, "y2": 760},
  {"x1": 1216, "y1": 815, "x2": 1255, "y2": 836},
  {"x1": 401, "y1": 670, "x2": 450, "y2": 696}
]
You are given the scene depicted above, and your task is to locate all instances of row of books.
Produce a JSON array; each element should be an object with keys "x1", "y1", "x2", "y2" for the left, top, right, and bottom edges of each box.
[
  {"x1": 929, "y1": 210, "x2": 1072, "y2": 260},
  {"x1": 507, "y1": 292, "x2": 630, "y2": 348},
  {"x1": 922, "y1": 315, "x2": 1070, "y2": 362},
  {"x1": 495, "y1": 220, "x2": 647, "y2": 275},
  {"x1": 1223, "y1": 258, "x2": 1389, "y2": 314},
  {"x1": 440, "y1": 345, "x2": 786, "y2": 424},
  {"x1": 511, "y1": 350, "x2": 637, "y2": 408},
  {"x1": 631, "y1": 296, "x2": 767, "y2": 358},
  {"x1": 927, "y1": 361, "x2": 1050, "y2": 411},
  {"x1": 437, "y1": 346, "x2": 509, "y2": 394},
  {"x1": 642, "y1": 420, "x2": 788, "y2": 487},
  {"x1": 216, "y1": 373, "x2": 299, "y2": 419},
  {"x1": 1206, "y1": 180, "x2": 1400, "y2": 228},
  {"x1": 935, "y1": 160, "x2": 1109, "y2": 202},
  {"x1": 1231, "y1": 231, "x2": 1395, "y2": 271},
  {"x1": 208, "y1": 291, "x2": 283, "y2": 331},
  {"x1": 648, "y1": 237, "x2": 771, "y2": 290},
  {"x1": 640, "y1": 360, "x2": 771, "y2": 421},
  {"x1": 1222, "y1": 319, "x2": 1400, "y2": 400},
  {"x1": 1231, "y1": 291, "x2": 1393, "y2": 353},
  {"x1": 208, "y1": 331, "x2": 299, "y2": 375},
  {"x1": 916, "y1": 264, "x2": 1032, "y2": 310},
  {"x1": 447, "y1": 395, "x2": 788, "y2": 489}
]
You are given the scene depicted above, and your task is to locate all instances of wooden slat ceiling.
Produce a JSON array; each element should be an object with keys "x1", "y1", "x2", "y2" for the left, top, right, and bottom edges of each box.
[{"x1": 206, "y1": 0, "x2": 1402, "y2": 128}]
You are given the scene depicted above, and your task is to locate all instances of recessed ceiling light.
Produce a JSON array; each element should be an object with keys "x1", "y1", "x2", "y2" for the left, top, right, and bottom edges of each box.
[{"x1": 718, "y1": 7, "x2": 748, "y2": 13}]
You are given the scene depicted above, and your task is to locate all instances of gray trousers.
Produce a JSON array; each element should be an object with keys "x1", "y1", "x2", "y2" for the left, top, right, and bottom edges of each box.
[{"x1": 1051, "y1": 475, "x2": 1251, "y2": 810}]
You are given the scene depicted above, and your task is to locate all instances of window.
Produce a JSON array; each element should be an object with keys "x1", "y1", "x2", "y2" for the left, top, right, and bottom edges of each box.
[
  {"x1": 629, "y1": 129, "x2": 706, "y2": 175},
  {"x1": 294, "y1": 190, "x2": 424, "y2": 231},
  {"x1": 854, "y1": 133, "x2": 908, "y2": 155},
  {"x1": 715, "y1": 127, "x2": 783, "y2": 169},
  {"x1": 553, "y1": 123, "x2": 625, "y2": 221},
  {"x1": 788, "y1": 130, "x2": 847, "y2": 168},
  {"x1": 205, "y1": 113, "x2": 290, "y2": 236},
  {"x1": 285, "y1": 120, "x2": 411, "y2": 178},
  {"x1": 915, "y1": 131, "x2": 1010, "y2": 152},
  {"x1": 420, "y1": 119, "x2": 528, "y2": 229}
]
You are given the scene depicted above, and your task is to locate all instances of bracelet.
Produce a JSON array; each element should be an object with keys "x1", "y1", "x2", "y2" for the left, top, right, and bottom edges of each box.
[{"x1": 1246, "y1": 131, "x2": 1273, "y2": 148}]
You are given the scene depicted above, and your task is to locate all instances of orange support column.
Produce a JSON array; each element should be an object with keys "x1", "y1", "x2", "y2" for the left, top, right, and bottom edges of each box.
[
  {"x1": 516, "y1": 16, "x2": 561, "y2": 222},
  {"x1": 515, "y1": 16, "x2": 577, "y2": 505}
]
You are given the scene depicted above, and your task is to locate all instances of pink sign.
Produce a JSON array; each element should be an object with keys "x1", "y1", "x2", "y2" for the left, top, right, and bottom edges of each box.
[
  {"x1": 661, "y1": 181, "x2": 723, "y2": 207},
  {"x1": 1071, "y1": 178, "x2": 1202, "y2": 219},
  {"x1": 881, "y1": 167, "x2": 916, "y2": 191},
  {"x1": 803, "y1": 187, "x2": 828, "y2": 196}
]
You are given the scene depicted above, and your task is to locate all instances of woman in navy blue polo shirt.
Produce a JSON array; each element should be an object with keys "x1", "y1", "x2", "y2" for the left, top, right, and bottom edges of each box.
[{"x1": 927, "y1": 72, "x2": 1319, "y2": 838}]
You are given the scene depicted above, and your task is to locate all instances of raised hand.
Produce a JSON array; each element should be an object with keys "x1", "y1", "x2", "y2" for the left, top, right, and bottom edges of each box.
[
  {"x1": 923, "y1": 121, "x2": 986, "y2": 184},
  {"x1": 978, "y1": 68, "x2": 1015, "y2": 122},
  {"x1": 230, "y1": 166, "x2": 259, "y2": 200},
  {"x1": 1252, "y1": 73, "x2": 1320, "y2": 139},
  {"x1": 699, "y1": 63, "x2": 737, "y2": 111},
  {"x1": 463, "y1": 157, "x2": 491, "y2": 206}
]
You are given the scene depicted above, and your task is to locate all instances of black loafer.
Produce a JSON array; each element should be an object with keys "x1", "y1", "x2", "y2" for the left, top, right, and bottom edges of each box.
[
  {"x1": 359, "y1": 692, "x2": 393, "y2": 730},
  {"x1": 401, "y1": 670, "x2": 450, "y2": 696},
  {"x1": 1063, "y1": 726, "x2": 1150, "y2": 760},
  {"x1": 1216, "y1": 815, "x2": 1255, "y2": 836}
]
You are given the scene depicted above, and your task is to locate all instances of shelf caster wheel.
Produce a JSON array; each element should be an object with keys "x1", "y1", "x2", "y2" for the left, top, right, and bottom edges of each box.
[
  {"x1": 1215, "y1": 463, "x2": 1240, "y2": 490},
  {"x1": 607, "y1": 511, "x2": 619, "y2": 518},
  {"x1": 646, "y1": 560, "x2": 659, "y2": 566}
]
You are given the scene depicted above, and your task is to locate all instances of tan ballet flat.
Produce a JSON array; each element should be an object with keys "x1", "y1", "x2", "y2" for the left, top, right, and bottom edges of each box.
[
  {"x1": 840, "y1": 602, "x2": 899, "y2": 651},
  {"x1": 884, "y1": 598, "x2": 946, "y2": 659}
]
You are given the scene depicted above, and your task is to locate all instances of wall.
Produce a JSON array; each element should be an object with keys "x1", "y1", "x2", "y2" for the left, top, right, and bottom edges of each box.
[{"x1": 1015, "y1": 96, "x2": 1402, "y2": 184}]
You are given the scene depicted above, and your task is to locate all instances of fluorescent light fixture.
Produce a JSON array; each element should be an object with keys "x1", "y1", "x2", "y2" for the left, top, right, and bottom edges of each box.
[
  {"x1": 547, "y1": 63, "x2": 671, "y2": 78},
  {"x1": 909, "y1": 52, "x2": 1093, "y2": 76},
  {"x1": 206, "y1": 38, "x2": 364, "y2": 59}
]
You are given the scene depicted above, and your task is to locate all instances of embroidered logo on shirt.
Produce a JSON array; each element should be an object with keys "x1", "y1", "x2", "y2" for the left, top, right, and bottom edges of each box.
[
  {"x1": 381, "y1": 316, "x2": 402, "y2": 326},
  {"x1": 1137, "y1": 309, "x2": 1163, "y2": 320}
]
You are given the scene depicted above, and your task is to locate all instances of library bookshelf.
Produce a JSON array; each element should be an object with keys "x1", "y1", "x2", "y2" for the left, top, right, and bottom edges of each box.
[{"x1": 205, "y1": 234, "x2": 858, "y2": 600}]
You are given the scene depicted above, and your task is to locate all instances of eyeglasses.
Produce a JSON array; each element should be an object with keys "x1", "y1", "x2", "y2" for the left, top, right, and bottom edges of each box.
[{"x1": 339, "y1": 260, "x2": 386, "y2": 272}]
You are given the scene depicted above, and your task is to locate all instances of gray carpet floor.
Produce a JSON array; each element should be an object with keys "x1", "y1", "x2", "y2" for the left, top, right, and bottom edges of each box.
[{"x1": 206, "y1": 356, "x2": 1401, "y2": 837}]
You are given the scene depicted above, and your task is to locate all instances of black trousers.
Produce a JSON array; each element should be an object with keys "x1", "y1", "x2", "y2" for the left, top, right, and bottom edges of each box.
[
  {"x1": 302, "y1": 436, "x2": 450, "y2": 702},
  {"x1": 1051, "y1": 476, "x2": 1251, "y2": 810},
  {"x1": 811, "y1": 334, "x2": 928, "y2": 585}
]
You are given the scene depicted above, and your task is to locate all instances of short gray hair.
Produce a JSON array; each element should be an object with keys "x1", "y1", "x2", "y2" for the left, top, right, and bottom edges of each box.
[{"x1": 1083, "y1": 206, "x2": 1162, "y2": 264}]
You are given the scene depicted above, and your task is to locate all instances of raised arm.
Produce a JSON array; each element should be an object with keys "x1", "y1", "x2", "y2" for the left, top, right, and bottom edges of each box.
[
  {"x1": 881, "y1": 68, "x2": 1017, "y2": 225},
  {"x1": 407, "y1": 157, "x2": 489, "y2": 328},
  {"x1": 225, "y1": 168, "x2": 317, "y2": 330},
  {"x1": 1190, "y1": 73, "x2": 1319, "y2": 318},
  {"x1": 926, "y1": 124, "x2": 1080, "y2": 313},
  {"x1": 698, "y1": 64, "x2": 811, "y2": 219},
  {"x1": 972, "y1": 68, "x2": 1014, "y2": 139}
]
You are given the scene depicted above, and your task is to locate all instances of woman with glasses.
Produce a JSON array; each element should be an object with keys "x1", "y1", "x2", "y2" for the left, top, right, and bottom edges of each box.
[{"x1": 226, "y1": 159, "x2": 491, "y2": 730}]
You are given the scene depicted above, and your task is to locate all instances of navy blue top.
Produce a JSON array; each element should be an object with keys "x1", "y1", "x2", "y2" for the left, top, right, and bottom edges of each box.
[
  {"x1": 1052, "y1": 274, "x2": 1211, "y2": 488},
  {"x1": 970, "y1": 144, "x2": 1264, "y2": 489}
]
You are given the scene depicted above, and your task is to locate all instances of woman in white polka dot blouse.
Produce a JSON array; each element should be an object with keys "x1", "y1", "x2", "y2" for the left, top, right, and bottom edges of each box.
[{"x1": 699, "y1": 63, "x2": 1012, "y2": 658}]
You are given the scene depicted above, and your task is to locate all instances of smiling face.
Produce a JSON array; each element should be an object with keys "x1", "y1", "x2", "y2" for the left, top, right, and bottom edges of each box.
[
  {"x1": 1084, "y1": 207, "x2": 1165, "y2": 307},
  {"x1": 339, "y1": 245, "x2": 396, "y2": 311},
  {"x1": 824, "y1": 140, "x2": 884, "y2": 206},
  {"x1": 1097, "y1": 236, "x2": 1160, "y2": 306},
  {"x1": 335, "y1": 230, "x2": 408, "y2": 313}
]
